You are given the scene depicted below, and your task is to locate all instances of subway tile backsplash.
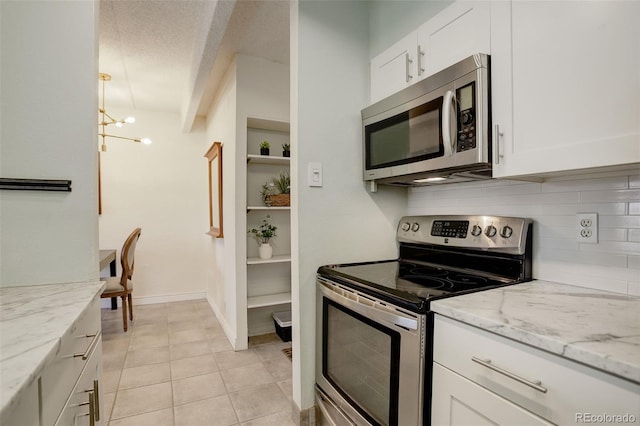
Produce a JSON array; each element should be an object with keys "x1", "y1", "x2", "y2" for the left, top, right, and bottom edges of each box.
[{"x1": 407, "y1": 171, "x2": 640, "y2": 296}]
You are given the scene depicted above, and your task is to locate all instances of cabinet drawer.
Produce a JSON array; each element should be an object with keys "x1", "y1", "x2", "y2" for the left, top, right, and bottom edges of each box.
[
  {"x1": 434, "y1": 315, "x2": 640, "y2": 425},
  {"x1": 55, "y1": 339, "x2": 103, "y2": 426},
  {"x1": 42, "y1": 295, "x2": 101, "y2": 426},
  {"x1": 432, "y1": 363, "x2": 551, "y2": 426}
]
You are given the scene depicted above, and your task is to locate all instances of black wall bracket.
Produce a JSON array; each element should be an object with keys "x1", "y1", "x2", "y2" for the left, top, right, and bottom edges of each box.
[{"x1": 0, "y1": 178, "x2": 72, "y2": 192}]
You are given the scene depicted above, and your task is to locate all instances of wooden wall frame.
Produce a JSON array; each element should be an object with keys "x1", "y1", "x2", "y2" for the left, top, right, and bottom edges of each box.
[{"x1": 205, "y1": 142, "x2": 223, "y2": 237}]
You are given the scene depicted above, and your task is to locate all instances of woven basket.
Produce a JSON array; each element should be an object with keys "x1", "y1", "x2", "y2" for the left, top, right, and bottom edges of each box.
[{"x1": 267, "y1": 194, "x2": 290, "y2": 207}]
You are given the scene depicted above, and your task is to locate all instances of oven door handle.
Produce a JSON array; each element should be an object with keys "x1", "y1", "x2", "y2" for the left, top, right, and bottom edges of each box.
[{"x1": 320, "y1": 284, "x2": 418, "y2": 330}]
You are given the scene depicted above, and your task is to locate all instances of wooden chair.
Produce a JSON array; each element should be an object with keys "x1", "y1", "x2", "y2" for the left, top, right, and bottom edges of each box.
[{"x1": 102, "y1": 228, "x2": 141, "y2": 332}]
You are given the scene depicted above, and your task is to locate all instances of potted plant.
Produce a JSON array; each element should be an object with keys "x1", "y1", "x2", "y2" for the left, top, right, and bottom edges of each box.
[
  {"x1": 282, "y1": 143, "x2": 290, "y2": 157},
  {"x1": 267, "y1": 171, "x2": 290, "y2": 206},
  {"x1": 260, "y1": 182, "x2": 276, "y2": 207},
  {"x1": 248, "y1": 215, "x2": 277, "y2": 259},
  {"x1": 260, "y1": 140, "x2": 270, "y2": 156}
]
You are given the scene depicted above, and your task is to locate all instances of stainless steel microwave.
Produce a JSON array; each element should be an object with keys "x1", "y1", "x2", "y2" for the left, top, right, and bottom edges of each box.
[{"x1": 362, "y1": 53, "x2": 491, "y2": 186}]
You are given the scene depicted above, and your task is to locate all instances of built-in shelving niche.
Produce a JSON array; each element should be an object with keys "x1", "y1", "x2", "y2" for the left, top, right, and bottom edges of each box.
[{"x1": 245, "y1": 117, "x2": 291, "y2": 338}]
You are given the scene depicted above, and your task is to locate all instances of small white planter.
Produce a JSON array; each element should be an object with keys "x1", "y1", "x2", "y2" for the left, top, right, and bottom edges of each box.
[{"x1": 259, "y1": 243, "x2": 273, "y2": 259}]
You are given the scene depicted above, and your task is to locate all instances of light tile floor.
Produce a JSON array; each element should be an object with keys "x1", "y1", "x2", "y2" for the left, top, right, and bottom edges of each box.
[{"x1": 101, "y1": 299, "x2": 294, "y2": 426}]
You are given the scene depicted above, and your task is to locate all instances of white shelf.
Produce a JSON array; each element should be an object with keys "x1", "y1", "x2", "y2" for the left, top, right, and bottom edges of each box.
[
  {"x1": 247, "y1": 255, "x2": 291, "y2": 265},
  {"x1": 247, "y1": 292, "x2": 292, "y2": 309},
  {"x1": 247, "y1": 154, "x2": 290, "y2": 165},
  {"x1": 247, "y1": 117, "x2": 290, "y2": 133},
  {"x1": 247, "y1": 206, "x2": 290, "y2": 211}
]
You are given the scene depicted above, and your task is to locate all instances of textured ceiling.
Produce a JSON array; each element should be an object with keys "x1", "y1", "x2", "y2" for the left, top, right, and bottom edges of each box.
[{"x1": 99, "y1": 0, "x2": 289, "y2": 130}]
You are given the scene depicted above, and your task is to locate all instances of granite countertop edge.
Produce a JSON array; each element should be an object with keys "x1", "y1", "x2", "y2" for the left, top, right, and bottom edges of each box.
[
  {"x1": 431, "y1": 280, "x2": 640, "y2": 384},
  {"x1": 0, "y1": 280, "x2": 105, "y2": 419}
]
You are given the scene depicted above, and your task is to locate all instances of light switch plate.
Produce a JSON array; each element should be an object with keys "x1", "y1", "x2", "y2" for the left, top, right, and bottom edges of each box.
[{"x1": 308, "y1": 162, "x2": 322, "y2": 187}]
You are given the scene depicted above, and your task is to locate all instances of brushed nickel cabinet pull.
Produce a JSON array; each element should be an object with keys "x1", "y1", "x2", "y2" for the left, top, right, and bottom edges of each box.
[
  {"x1": 405, "y1": 53, "x2": 413, "y2": 82},
  {"x1": 494, "y1": 124, "x2": 503, "y2": 165},
  {"x1": 417, "y1": 45, "x2": 425, "y2": 76},
  {"x1": 472, "y1": 356, "x2": 548, "y2": 393}
]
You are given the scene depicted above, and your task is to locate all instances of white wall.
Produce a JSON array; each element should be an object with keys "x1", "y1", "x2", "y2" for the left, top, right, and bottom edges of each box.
[
  {"x1": 292, "y1": 0, "x2": 407, "y2": 412},
  {"x1": 408, "y1": 171, "x2": 640, "y2": 296},
  {"x1": 204, "y1": 60, "x2": 238, "y2": 346},
  {"x1": 98, "y1": 108, "x2": 209, "y2": 304},
  {"x1": 0, "y1": 0, "x2": 99, "y2": 287}
]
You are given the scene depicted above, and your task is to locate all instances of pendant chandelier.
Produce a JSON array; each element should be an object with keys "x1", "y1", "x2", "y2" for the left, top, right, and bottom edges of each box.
[{"x1": 98, "y1": 73, "x2": 152, "y2": 152}]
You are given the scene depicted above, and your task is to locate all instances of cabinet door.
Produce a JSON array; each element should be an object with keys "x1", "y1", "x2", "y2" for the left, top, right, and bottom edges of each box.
[
  {"x1": 432, "y1": 363, "x2": 552, "y2": 426},
  {"x1": 1, "y1": 379, "x2": 39, "y2": 426},
  {"x1": 491, "y1": 0, "x2": 640, "y2": 178},
  {"x1": 370, "y1": 30, "x2": 417, "y2": 103},
  {"x1": 417, "y1": 1, "x2": 490, "y2": 79}
]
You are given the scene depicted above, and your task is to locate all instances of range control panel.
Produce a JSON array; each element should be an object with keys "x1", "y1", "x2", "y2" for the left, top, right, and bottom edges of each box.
[{"x1": 397, "y1": 215, "x2": 532, "y2": 255}]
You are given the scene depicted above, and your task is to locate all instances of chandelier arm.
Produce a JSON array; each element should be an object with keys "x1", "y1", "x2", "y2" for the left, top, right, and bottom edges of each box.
[
  {"x1": 98, "y1": 109, "x2": 119, "y2": 123},
  {"x1": 99, "y1": 120, "x2": 120, "y2": 126},
  {"x1": 99, "y1": 133, "x2": 142, "y2": 143}
]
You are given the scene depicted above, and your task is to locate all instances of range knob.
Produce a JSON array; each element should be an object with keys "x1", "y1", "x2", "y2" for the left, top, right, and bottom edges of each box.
[
  {"x1": 471, "y1": 225, "x2": 482, "y2": 237},
  {"x1": 500, "y1": 225, "x2": 513, "y2": 239},
  {"x1": 485, "y1": 225, "x2": 497, "y2": 238},
  {"x1": 400, "y1": 222, "x2": 411, "y2": 232},
  {"x1": 411, "y1": 223, "x2": 420, "y2": 232}
]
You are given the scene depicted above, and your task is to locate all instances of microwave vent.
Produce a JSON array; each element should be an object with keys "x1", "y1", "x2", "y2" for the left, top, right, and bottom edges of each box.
[{"x1": 378, "y1": 165, "x2": 493, "y2": 187}]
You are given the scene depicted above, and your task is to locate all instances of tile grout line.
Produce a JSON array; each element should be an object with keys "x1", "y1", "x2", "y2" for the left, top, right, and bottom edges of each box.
[{"x1": 102, "y1": 301, "x2": 292, "y2": 425}]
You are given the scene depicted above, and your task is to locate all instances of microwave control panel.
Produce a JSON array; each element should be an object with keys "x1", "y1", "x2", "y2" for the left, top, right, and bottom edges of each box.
[{"x1": 456, "y1": 82, "x2": 476, "y2": 152}]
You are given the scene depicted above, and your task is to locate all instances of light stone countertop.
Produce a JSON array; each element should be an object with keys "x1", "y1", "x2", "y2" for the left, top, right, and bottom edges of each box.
[
  {"x1": 0, "y1": 280, "x2": 105, "y2": 417},
  {"x1": 431, "y1": 280, "x2": 640, "y2": 384}
]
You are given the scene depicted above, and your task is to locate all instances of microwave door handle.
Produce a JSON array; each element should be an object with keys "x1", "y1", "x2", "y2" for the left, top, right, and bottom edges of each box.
[{"x1": 442, "y1": 90, "x2": 457, "y2": 158}]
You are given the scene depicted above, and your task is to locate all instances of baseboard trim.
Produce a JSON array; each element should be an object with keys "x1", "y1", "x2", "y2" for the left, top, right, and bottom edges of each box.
[
  {"x1": 99, "y1": 292, "x2": 207, "y2": 309},
  {"x1": 293, "y1": 402, "x2": 316, "y2": 426},
  {"x1": 206, "y1": 294, "x2": 238, "y2": 350}
]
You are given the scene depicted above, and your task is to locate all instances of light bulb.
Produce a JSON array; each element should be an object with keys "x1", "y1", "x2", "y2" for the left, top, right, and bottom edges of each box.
[
  {"x1": 413, "y1": 176, "x2": 447, "y2": 183},
  {"x1": 124, "y1": 116, "x2": 136, "y2": 124},
  {"x1": 141, "y1": 138, "x2": 152, "y2": 145},
  {"x1": 115, "y1": 122, "x2": 123, "y2": 128}
]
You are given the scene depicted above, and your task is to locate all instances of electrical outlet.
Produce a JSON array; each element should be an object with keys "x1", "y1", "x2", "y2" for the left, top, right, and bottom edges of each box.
[{"x1": 576, "y1": 213, "x2": 598, "y2": 243}]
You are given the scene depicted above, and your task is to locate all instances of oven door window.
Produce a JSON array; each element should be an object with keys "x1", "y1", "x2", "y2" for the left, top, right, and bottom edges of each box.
[
  {"x1": 365, "y1": 97, "x2": 443, "y2": 170},
  {"x1": 322, "y1": 298, "x2": 400, "y2": 426}
]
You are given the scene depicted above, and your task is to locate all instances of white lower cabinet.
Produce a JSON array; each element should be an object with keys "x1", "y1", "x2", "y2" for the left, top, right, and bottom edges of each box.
[
  {"x1": 432, "y1": 315, "x2": 640, "y2": 426},
  {"x1": 54, "y1": 340, "x2": 103, "y2": 426},
  {"x1": 41, "y1": 296, "x2": 102, "y2": 425},
  {"x1": 432, "y1": 363, "x2": 551, "y2": 426},
  {"x1": 2, "y1": 295, "x2": 103, "y2": 426}
]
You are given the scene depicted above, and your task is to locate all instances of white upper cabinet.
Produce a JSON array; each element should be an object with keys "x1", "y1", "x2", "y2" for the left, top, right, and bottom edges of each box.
[
  {"x1": 491, "y1": 1, "x2": 640, "y2": 178},
  {"x1": 370, "y1": 1, "x2": 490, "y2": 104},
  {"x1": 417, "y1": 1, "x2": 490, "y2": 78},
  {"x1": 370, "y1": 31, "x2": 418, "y2": 103}
]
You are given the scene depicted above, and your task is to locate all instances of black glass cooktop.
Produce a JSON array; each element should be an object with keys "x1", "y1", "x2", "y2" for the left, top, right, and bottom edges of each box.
[{"x1": 318, "y1": 259, "x2": 512, "y2": 313}]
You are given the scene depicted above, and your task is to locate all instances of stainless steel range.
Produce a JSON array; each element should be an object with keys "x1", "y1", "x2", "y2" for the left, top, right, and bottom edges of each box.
[{"x1": 315, "y1": 215, "x2": 533, "y2": 426}]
